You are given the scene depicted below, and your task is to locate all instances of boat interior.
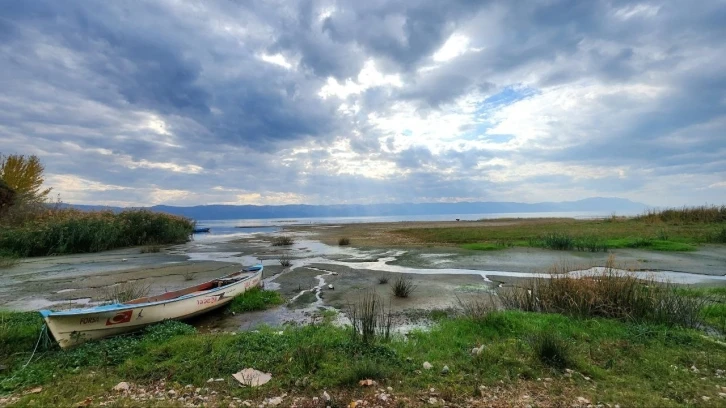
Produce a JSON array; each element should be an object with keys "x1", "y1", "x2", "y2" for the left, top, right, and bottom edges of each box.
[{"x1": 125, "y1": 269, "x2": 258, "y2": 305}]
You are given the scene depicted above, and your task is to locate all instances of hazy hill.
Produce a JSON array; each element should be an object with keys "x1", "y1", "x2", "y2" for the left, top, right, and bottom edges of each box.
[{"x1": 63, "y1": 197, "x2": 647, "y2": 220}]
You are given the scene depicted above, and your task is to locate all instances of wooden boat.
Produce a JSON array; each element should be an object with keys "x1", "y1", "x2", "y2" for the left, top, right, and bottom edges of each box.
[
  {"x1": 193, "y1": 227, "x2": 211, "y2": 233},
  {"x1": 40, "y1": 265, "x2": 263, "y2": 349}
]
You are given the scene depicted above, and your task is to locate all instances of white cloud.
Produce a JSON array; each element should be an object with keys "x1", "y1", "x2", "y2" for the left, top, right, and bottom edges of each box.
[
  {"x1": 318, "y1": 60, "x2": 402, "y2": 99},
  {"x1": 433, "y1": 33, "x2": 470, "y2": 62},
  {"x1": 258, "y1": 53, "x2": 293, "y2": 69}
]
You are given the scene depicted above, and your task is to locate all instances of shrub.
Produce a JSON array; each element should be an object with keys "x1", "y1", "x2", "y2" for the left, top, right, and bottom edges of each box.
[
  {"x1": 391, "y1": 275, "x2": 416, "y2": 298},
  {"x1": 711, "y1": 227, "x2": 726, "y2": 244},
  {"x1": 338, "y1": 237, "x2": 351, "y2": 246},
  {"x1": 271, "y1": 235, "x2": 294, "y2": 246},
  {"x1": 529, "y1": 331, "x2": 573, "y2": 370},
  {"x1": 279, "y1": 254, "x2": 292, "y2": 267},
  {"x1": 378, "y1": 276, "x2": 389, "y2": 284}
]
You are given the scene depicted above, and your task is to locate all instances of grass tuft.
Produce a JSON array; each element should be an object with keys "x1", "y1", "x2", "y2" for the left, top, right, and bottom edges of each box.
[
  {"x1": 529, "y1": 331, "x2": 573, "y2": 370},
  {"x1": 377, "y1": 276, "x2": 389, "y2": 284},
  {"x1": 226, "y1": 287, "x2": 284, "y2": 314},
  {"x1": 271, "y1": 235, "x2": 295, "y2": 246},
  {"x1": 348, "y1": 291, "x2": 392, "y2": 344},
  {"x1": 338, "y1": 237, "x2": 351, "y2": 246},
  {"x1": 391, "y1": 275, "x2": 416, "y2": 298}
]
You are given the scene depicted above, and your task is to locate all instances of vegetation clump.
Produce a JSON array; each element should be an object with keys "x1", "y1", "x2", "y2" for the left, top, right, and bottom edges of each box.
[
  {"x1": 499, "y1": 259, "x2": 707, "y2": 327},
  {"x1": 279, "y1": 254, "x2": 292, "y2": 267},
  {"x1": 0, "y1": 209, "x2": 193, "y2": 257},
  {"x1": 338, "y1": 237, "x2": 351, "y2": 246},
  {"x1": 0, "y1": 154, "x2": 194, "y2": 259},
  {"x1": 348, "y1": 291, "x2": 392, "y2": 344},
  {"x1": 271, "y1": 235, "x2": 295, "y2": 246},
  {"x1": 226, "y1": 287, "x2": 284, "y2": 314},
  {"x1": 391, "y1": 275, "x2": 416, "y2": 298},
  {"x1": 529, "y1": 331, "x2": 573, "y2": 370},
  {"x1": 635, "y1": 205, "x2": 726, "y2": 223},
  {"x1": 104, "y1": 281, "x2": 151, "y2": 303},
  {"x1": 377, "y1": 275, "x2": 389, "y2": 284}
]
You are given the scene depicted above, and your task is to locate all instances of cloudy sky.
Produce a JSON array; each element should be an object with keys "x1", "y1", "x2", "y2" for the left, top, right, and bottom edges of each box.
[{"x1": 1, "y1": 0, "x2": 724, "y2": 207}]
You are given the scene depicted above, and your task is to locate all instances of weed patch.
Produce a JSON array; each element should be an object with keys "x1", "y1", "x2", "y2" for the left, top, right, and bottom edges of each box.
[
  {"x1": 226, "y1": 287, "x2": 284, "y2": 314},
  {"x1": 338, "y1": 237, "x2": 351, "y2": 246}
]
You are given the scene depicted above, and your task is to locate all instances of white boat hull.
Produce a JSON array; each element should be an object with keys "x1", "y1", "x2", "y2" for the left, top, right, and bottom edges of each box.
[{"x1": 41, "y1": 267, "x2": 262, "y2": 349}]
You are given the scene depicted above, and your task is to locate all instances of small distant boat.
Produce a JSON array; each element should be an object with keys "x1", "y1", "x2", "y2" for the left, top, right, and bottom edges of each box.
[
  {"x1": 40, "y1": 265, "x2": 263, "y2": 349},
  {"x1": 193, "y1": 227, "x2": 211, "y2": 233}
]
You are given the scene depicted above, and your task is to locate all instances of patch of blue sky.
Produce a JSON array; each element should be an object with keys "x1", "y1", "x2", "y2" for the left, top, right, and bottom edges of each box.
[
  {"x1": 457, "y1": 85, "x2": 539, "y2": 142},
  {"x1": 479, "y1": 85, "x2": 540, "y2": 113}
]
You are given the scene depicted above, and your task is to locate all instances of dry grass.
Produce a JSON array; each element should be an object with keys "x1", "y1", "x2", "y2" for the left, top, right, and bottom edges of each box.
[
  {"x1": 635, "y1": 205, "x2": 726, "y2": 223},
  {"x1": 140, "y1": 245, "x2": 162, "y2": 254},
  {"x1": 104, "y1": 281, "x2": 151, "y2": 303},
  {"x1": 271, "y1": 235, "x2": 295, "y2": 246},
  {"x1": 499, "y1": 256, "x2": 707, "y2": 327},
  {"x1": 279, "y1": 254, "x2": 292, "y2": 268}
]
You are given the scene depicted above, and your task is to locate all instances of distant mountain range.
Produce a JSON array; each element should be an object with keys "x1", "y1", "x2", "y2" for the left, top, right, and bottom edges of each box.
[{"x1": 64, "y1": 197, "x2": 647, "y2": 220}]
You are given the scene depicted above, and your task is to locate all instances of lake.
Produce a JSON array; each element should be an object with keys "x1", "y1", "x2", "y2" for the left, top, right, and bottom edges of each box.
[{"x1": 192, "y1": 210, "x2": 629, "y2": 237}]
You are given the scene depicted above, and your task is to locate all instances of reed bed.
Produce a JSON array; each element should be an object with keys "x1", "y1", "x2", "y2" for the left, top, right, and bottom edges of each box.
[
  {"x1": 499, "y1": 259, "x2": 707, "y2": 327},
  {"x1": 635, "y1": 205, "x2": 726, "y2": 223},
  {"x1": 0, "y1": 209, "x2": 193, "y2": 257}
]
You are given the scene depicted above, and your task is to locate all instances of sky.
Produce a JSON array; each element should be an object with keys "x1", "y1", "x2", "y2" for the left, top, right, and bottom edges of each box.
[{"x1": 0, "y1": 0, "x2": 724, "y2": 207}]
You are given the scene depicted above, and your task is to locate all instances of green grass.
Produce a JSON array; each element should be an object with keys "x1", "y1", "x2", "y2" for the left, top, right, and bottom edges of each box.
[
  {"x1": 226, "y1": 287, "x2": 284, "y2": 314},
  {"x1": 0, "y1": 209, "x2": 193, "y2": 257},
  {"x1": 462, "y1": 242, "x2": 507, "y2": 251},
  {"x1": 396, "y1": 213, "x2": 724, "y2": 252},
  {"x1": 4, "y1": 310, "x2": 726, "y2": 406}
]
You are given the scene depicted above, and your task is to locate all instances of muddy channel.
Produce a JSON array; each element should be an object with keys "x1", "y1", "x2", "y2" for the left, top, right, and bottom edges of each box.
[{"x1": 1, "y1": 226, "x2": 725, "y2": 333}]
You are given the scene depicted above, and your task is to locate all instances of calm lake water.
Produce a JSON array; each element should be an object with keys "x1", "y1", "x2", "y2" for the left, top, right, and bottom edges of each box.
[{"x1": 192, "y1": 211, "x2": 630, "y2": 237}]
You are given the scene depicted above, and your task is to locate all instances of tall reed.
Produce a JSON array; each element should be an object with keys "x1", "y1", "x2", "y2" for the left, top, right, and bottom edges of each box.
[
  {"x1": 348, "y1": 291, "x2": 392, "y2": 344},
  {"x1": 0, "y1": 209, "x2": 193, "y2": 257},
  {"x1": 635, "y1": 205, "x2": 726, "y2": 223}
]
